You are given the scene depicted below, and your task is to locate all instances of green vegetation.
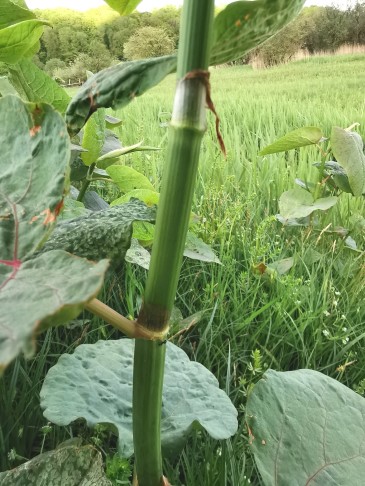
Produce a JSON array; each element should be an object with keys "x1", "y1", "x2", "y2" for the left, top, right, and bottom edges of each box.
[
  {"x1": 27, "y1": 1, "x2": 365, "y2": 81},
  {"x1": 2, "y1": 51, "x2": 365, "y2": 483},
  {"x1": 1, "y1": 0, "x2": 365, "y2": 484}
]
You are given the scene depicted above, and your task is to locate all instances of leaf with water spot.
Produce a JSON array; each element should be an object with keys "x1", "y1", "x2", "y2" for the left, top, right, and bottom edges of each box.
[{"x1": 246, "y1": 369, "x2": 365, "y2": 485}]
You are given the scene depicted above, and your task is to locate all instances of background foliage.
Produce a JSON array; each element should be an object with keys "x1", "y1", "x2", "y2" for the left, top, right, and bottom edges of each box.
[{"x1": 18, "y1": 2, "x2": 365, "y2": 82}]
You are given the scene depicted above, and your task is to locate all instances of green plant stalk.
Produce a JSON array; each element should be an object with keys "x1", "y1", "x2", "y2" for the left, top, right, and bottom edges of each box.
[
  {"x1": 132, "y1": 1, "x2": 215, "y2": 485},
  {"x1": 77, "y1": 162, "x2": 96, "y2": 202}
]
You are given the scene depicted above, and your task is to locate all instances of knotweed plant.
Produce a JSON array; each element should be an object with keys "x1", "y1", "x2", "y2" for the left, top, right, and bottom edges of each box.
[{"x1": 2, "y1": 1, "x2": 364, "y2": 485}]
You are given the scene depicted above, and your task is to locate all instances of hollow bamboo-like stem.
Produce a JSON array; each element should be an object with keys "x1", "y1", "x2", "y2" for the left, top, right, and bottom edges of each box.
[{"x1": 132, "y1": 1, "x2": 215, "y2": 485}]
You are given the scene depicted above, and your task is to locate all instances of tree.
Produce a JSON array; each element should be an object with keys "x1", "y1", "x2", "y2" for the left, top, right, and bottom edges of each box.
[
  {"x1": 44, "y1": 58, "x2": 66, "y2": 77},
  {"x1": 123, "y1": 26, "x2": 175, "y2": 60},
  {"x1": 86, "y1": 40, "x2": 112, "y2": 72},
  {"x1": 252, "y1": 17, "x2": 305, "y2": 66},
  {"x1": 103, "y1": 13, "x2": 141, "y2": 59}
]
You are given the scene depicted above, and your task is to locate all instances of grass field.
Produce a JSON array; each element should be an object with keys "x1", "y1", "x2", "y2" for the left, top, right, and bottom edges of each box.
[{"x1": 2, "y1": 54, "x2": 365, "y2": 485}]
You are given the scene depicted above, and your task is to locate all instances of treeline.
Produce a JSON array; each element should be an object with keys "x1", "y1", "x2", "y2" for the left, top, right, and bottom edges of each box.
[
  {"x1": 34, "y1": 6, "x2": 180, "y2": 83},
  {"x1": 252, "y1": 2, "x2": 365, "y2": 66},
  {"x1": 32, "y1": 2, "x2": 365, "y2": 82}
]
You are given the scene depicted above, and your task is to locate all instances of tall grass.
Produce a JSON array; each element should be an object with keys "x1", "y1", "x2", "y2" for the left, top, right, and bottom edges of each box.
[{"x1": 1, "y1": 55, "x2": 365, "y2": 484}]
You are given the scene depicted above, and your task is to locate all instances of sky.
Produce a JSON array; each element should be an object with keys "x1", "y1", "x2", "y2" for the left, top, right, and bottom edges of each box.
[{"x1": 26, "y1": 0, "x2": 357, "y2": 12}]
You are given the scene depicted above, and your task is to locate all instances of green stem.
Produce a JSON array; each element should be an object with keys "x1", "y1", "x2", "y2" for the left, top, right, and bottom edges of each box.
[
  {"x1": 77, "y1": 162, "x2": 96, "y2": 202},
  {"x1": 132, "y1": 1, "x2": 215, "y2": 485}
]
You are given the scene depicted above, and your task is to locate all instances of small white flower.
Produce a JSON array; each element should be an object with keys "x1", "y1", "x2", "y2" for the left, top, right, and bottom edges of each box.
[
  {"x1": 342, "y1": 337, "x2": 349, "y2": 344},
  {"x1": 341, "y1": 314, "x2": 346, "y2": 320},
  {"x1": 333, "y1": 300, "x2": 338, "y2": 307},
  {"x1": 335, "y1": 291, "x2": 341, "y2": 296},
  {"x1": 323, "y1": 310, "x2": 330, "y2": 317},
  {"x1": 342, "y1": 327, "x2": 348, "y2": 332},
  {"x1": 295, "y1": 300, "x2": 301, "y2": 305},
  {"x1": 322, "y1": 329, "x2": 330, "y2": 337}
]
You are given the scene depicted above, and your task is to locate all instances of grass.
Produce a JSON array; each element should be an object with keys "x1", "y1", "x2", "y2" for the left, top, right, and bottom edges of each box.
[{"x1": 2, "y1": 54, "x2": 365, "y2": 484}]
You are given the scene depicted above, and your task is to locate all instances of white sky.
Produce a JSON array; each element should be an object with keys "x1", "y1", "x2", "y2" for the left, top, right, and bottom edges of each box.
[{"x1": 26, "y1": 0, "x2": 357, "y2": 12}]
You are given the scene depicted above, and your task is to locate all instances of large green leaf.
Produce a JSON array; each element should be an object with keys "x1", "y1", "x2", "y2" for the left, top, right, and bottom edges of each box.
[
  {"x1": 41, "y1": 339, "x2": 238, "y2": 457},
  {"x1": 0, "y1": 250, "x2": 108, "y2": 372},
  {"x1": 103, "y1": 0, "x2": 143, "y2": 15},
  {"x1": 211, "y1": 0, "x2": 306, "y2": 65},
  {"x1": 0, "y1": 96, "x2": 109, "y2": 372},
  {"x1": 66, "y1": 55, "x2": 177, "y2": 134},
  {"x1": 81, "y1": 109, "x2": 106, "y2": 166},
  {"x1": 246, "y1": 369, "x2": 365, "y2": 485},
  {"x1": 0, "y1": 96, "x2": 69, "y2": 260},
  {"x1": 106, "y1": 165, "x2": 155, "y2": 192},
  {"x1": 260, "y1": 127, "x2": 323, "y2": 156},
  {"x1": 0, "y1": 20, "x2": 47, "y2": 64},
  {"x1": 331, "y1": 127, "x2": 365, "y2": 197},
  {"x1": 40, "y1": 200, "x2": 156, "y2": 265},
  {"x1": 8, "y1": 60, "x2": 71, "y2": 113},
  {"x1": 0, "y1": 0, "x2": 35, "y2": 30},
  {"x1": 279, "y1": 188, "x2": 337, "y2": 219},
  {"x1": 0, "y1": 444, "x2": 111, "y2": 485}
]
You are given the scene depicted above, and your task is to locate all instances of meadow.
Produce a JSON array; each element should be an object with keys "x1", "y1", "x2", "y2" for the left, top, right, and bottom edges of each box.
[{"x1": 1, "y1": 54, "x2": 365, "y2": 485}]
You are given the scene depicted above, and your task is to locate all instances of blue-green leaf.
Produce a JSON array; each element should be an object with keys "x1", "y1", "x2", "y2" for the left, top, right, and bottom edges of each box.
[{"x1": 41, "y1": 339, "x2": 238, "y2": 457}]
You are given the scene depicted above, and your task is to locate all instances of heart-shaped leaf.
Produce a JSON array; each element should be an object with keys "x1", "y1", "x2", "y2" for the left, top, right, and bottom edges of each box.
[
  {"x1": 331, "y1": 127, "x2": 365, "y2": 197},
  {"x1": 0, "y1": 444, "x2": 111, "y2": 485},
  {"x1": 39, "y1": 199, "x2": 156, "y2": 265},
  {"x1": 8, "y1": 60, "x2": 71, "y2": 113},
  {"x1": 279, "y1": 188, "x2": 337, "y2": 219},
  {"x1": 260, "y1": 127, "x2": 323, "y2": 156},
  {"x1": 246, "y1": 369, "x2": 365, "y2": 485},
  {"x1": 66, "y1": 55, "x2": 177, "y2": 134},
  {"x1": 103, "y1": 0, "x2": 142, "y2": 16},
  {"x1": 41, "y1": 339, "x2": 238, "y2": 457},
  {"x1": 211, "y1": 0, "x2": 306, "y2": 65}
]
